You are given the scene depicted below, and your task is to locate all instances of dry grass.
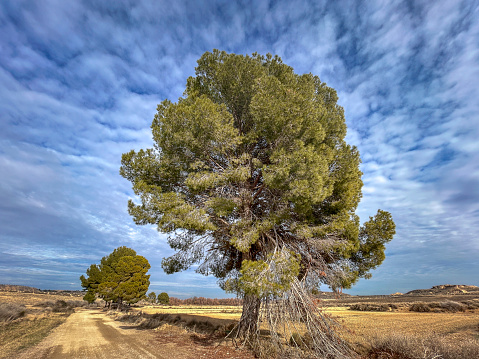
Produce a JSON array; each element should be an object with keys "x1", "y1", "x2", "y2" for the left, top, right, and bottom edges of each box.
[
  {"x1": 0, "y1": 315, "x2": 66, "y2": 359},
  {"x1": 2, "y1": 291, "x2": 478, "y2": 358},
  {"x1": 364, "y1": 332, "x2": 479, "y2": 359},
  {"x1": 327, "y1": 306, "x2": 479, "y2": 358},
  {"x1": 140, "y1": 305, "x2": 479, "y2": 341},
  {"x1": 0, "y1": 303, "x2": 27, "y2": 322},
  {"x1": 134, "y1": 302, "x2": 479, "y2": 357},
  {"x1": 0, "y1": 291, "x2": 89, "y2": 358},
  {"x1": 140, "y1": 305, "x2": 242, "y2": 317},
  {"x1": 0, "y1": 291, "x2": 83, "y2": 306}
]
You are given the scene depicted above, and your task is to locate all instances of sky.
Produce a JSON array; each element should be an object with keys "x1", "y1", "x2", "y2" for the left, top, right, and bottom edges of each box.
[{"x1": 0, "y1": 0, "x2": 478, "y2": 298}]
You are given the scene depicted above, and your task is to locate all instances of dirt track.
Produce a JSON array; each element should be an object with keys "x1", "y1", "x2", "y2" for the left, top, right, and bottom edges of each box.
[{"x1": 17, "y1": 309, "x2": 251, "y2": 359}]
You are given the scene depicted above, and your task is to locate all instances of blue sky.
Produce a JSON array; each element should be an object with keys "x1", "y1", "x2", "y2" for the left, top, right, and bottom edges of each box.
[{"x1": 1, "y1": 0, "x2": 478, "y2": 298}]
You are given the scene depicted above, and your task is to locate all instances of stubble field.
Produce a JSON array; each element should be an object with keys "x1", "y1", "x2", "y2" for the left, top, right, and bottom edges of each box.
[
  {"x1": 1, "y1": 290, "x2": 479, "y2": 358},
  {"x1": 139, "y1": 294, "x2": 479, "y2": 357}
]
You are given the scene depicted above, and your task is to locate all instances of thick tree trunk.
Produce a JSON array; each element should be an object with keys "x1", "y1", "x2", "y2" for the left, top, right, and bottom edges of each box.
[{"x1": 237, "y1": 293, "x2": 261, "y2": 338}]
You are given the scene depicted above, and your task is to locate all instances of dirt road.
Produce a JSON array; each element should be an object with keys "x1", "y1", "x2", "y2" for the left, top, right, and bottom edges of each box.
[{"x1": 17, "y1": 309, "x2": 251, "y2": 359}]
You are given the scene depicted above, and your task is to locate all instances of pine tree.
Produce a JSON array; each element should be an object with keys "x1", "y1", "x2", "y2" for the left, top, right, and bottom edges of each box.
[
  {"x1": 80, "y1": 246, "x2": 150, "y2": 308},
  {"x1": 157, "y1": 292, "x2": 169, "y2": 305},
  {"x1": 120, "y1": 50, "x2": 395, "y2": 343},
  {"x1": 148, "y1": 291, "x2": 157, "y2": 303}
]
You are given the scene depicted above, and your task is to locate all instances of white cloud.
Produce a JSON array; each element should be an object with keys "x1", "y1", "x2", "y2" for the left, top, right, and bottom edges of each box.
[{"x1": 0, "y1": 0, "x2": 478, "y2": 295}]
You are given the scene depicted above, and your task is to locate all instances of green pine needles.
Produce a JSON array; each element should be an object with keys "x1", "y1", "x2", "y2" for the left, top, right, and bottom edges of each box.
[
  {"x1": 80, "y1": 246, "x2": 151, "y2": 307},
  {"x1": 120, "y1": 50, "x2": 395, "y2": 296}
]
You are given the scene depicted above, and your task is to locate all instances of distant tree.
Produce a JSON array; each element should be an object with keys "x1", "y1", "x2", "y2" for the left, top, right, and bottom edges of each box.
[
  {"x1": 147, "y1": 291, "x2": 157, "y2": 303},
  {"x1": 80, "y1": 246, "x2": 151, "y2": 308},
  {"x1": 120, "y1": 50, "x2": 395, "y2": 354},
  {"x1": 157, "y1": 292, "x2": 169, "y2": 305}
]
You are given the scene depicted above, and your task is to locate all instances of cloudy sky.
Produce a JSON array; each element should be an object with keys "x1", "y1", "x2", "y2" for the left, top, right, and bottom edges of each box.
[{"x1": 1, "y1": 0, "x2": 478, "y2": 298}]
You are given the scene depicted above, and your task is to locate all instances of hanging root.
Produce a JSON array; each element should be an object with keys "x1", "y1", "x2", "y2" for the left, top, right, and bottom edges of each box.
[{"x1": 228, "y1": 278, "x2": 352, "y2": 358}]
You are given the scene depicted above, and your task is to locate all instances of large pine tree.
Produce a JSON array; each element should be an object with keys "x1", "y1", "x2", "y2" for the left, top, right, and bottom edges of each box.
[{"x1": 120, "y1": 50, "x2": 395, "y2": 340}]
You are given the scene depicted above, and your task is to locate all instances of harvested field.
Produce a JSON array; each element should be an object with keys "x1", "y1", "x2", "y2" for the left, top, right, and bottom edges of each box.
[
  {"x1": 2, "y1": 290, "x2": 478, "y2": 358},
  {"x1": 328, "y1": 306, "x2": 479, "y2": 345},
  {"x1": 139, "y1": 305, "x2": 479, "y2": 336},
  {"x1": 0, "y1": 291, "x2": 85, "y2": 307},
  {"x1": 139, "y1": 305, "x2": 242, "y2": 322}
]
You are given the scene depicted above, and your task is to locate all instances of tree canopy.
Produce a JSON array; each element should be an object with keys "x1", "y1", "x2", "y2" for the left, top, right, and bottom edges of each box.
[
  {"x1": 157, "y1": 292, "x2": 169, "y2": 305},
  {"x1": 148, "y1": 291, "x2": 157, "y2": 303},
  {"x1": 120, "y1": 50, "x2": 395, "y2": 353},
  {"x1": 80, "y1": 246, "x2": 151, "y2": 306},
  {"x1": 121, "y1": 50, "x2": 395, "y2": 294}
]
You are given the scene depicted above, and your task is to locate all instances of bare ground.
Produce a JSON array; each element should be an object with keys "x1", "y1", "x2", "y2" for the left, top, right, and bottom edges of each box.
[{"x1": 15, "y1": 309, "x2": 253, "y2": 359}]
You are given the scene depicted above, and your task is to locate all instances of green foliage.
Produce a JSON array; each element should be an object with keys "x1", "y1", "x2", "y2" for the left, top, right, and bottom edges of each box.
[
  {"x1": 148, "y1": 292, "x2": 157, "y2": 303},
  {"x1": 79, "y1": 246, "x2": 151, "y2": 306},
  {"x1": 82, "y1": 290, "x2": 96, "y2": 304},
  {"x1": 120, "y1": 49, "x2": 395, "y2": 298},
  {"x1": 235, "y1": 250, "x2": 301, "y2": 297},
  {"x1": 157, "y1": 292, "x2": 169, "y2": 305}
]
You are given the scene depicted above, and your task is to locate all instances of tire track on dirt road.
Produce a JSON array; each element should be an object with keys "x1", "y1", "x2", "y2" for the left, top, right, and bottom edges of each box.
[{"x1": 16, "y1": 309, "x2": 177, "y2": 358}]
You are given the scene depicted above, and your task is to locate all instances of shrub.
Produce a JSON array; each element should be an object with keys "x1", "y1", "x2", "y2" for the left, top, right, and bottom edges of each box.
[
  {"x1": 36, "y1": 300, "x2": 55, "y2": 308},
  {"x1": 0, "y1": 303, "x2": 26, "y2": 322},
  {"x1": 158, "y1": 292, "x2": 169, "y2": 305},
  {"x1": 409, "y1": 301, "x2": 466, "y2": 313},
  {"x1": 409, "y1": 303, "x2": 431, "y2": 312},
  {"x1": 251, "y1": 339, "x2": 280, "y2": 359},
  {"x1": 289, "y1": 332, "x2": 312, "y2": 348},
  {"x1": 368, "y1": 333, "x2": 479, "y2": 359},
  {"x1": 350, "y1": 303, "x2": 391, "y2": 311},
  {"x1": 36, "y1": 300, "x2": 84, "y2": 313},
  {"x1": 83, "y1": 291, "x2": 96, "y2": 304},
  {"x1": 434, "y1": 301, "x2": 466, "y2": 313},
  {"x1": 462, "y1": 300, "x2": 479, "y2": 310},
  {"x1": 116, "y1": 312, "x2": 221, "y2": 334},
  {"x1": 117, "y1": 313, "x2": 142, "y2": 324},
  {"x1": 186, "y1": 318, "x2": 217, "y2": 332}
]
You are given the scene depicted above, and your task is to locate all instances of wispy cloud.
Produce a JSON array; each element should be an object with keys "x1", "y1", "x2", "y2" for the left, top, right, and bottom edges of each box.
[{"x1": 0, "y1": 0, "x2": 478, "y2": 296}]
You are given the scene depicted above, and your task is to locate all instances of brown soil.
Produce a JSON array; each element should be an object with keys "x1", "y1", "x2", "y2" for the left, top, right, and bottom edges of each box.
[{"x1": 15, "y1": 309, "x2": 253, "y2": 359}]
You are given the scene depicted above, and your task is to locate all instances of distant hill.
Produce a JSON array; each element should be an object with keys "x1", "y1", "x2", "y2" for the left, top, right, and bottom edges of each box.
[
  {"x1": 0, "y1": 284, "x2": 41, "y2": 293},
  {"x1": 406, "y1": 284, "x2": 479, "y2": 296},
  {"x1": 314, "y1": 291, "x2": 352, "y2": 299},
  {"x1": 0, "y1": 284, "x2": 83, "y2": 297}
]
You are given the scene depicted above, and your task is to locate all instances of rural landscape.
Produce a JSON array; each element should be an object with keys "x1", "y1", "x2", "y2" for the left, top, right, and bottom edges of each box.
[
  {"x1": 1, "y1": 283, "x2": 478, "y2": 358},
  {"x1": 2, "y1": 1, "x2": 479, "y2": 359}
]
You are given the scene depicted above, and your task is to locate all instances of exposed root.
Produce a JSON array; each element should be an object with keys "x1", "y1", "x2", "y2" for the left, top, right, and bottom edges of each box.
[{"x1": 227, "y1": 279, "x2": 352, "y2": 358}]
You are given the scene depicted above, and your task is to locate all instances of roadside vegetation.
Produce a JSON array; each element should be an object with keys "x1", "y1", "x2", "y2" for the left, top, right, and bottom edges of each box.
[
  {"x1": 1, "y1": 288, "x2": 479, "y2": 358},
  {"x1": 0, "y1": 293, "x2": 90, "y2": 359},
  {"x1": 364, "y1": 333, "x2": 479, "y2": 359}
]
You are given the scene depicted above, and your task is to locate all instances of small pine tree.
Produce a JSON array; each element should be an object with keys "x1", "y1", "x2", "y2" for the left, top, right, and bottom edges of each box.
[
  {"x1": 80, "y1": 246, "x2": 151, "y2": 308},
  {"x1": 147, "y1": 292, "x2": 157, "y2": 303},
  {"x1": 158, "y1": 292, "x2": 169, "y2": 305}
]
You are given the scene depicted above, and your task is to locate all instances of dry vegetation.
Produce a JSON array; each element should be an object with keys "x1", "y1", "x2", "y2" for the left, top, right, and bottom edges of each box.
[
  {"x1": 137, "y1": 292, "x2": 479, "y2": 358},
  {"x1": 2, "y1": 288, "x2": 479, "y2": 358},
  {"x1": 323, "y1": 290, "x2": 479, "y2": 359},
  {"x1": 0, "y1": 291, "x2": 92, "y2": 359}
]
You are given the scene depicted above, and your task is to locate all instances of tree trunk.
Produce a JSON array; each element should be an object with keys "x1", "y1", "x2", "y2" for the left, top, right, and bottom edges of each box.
[{"x1": 237, "y1": 293, "x2": 261, "y2": 338}]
